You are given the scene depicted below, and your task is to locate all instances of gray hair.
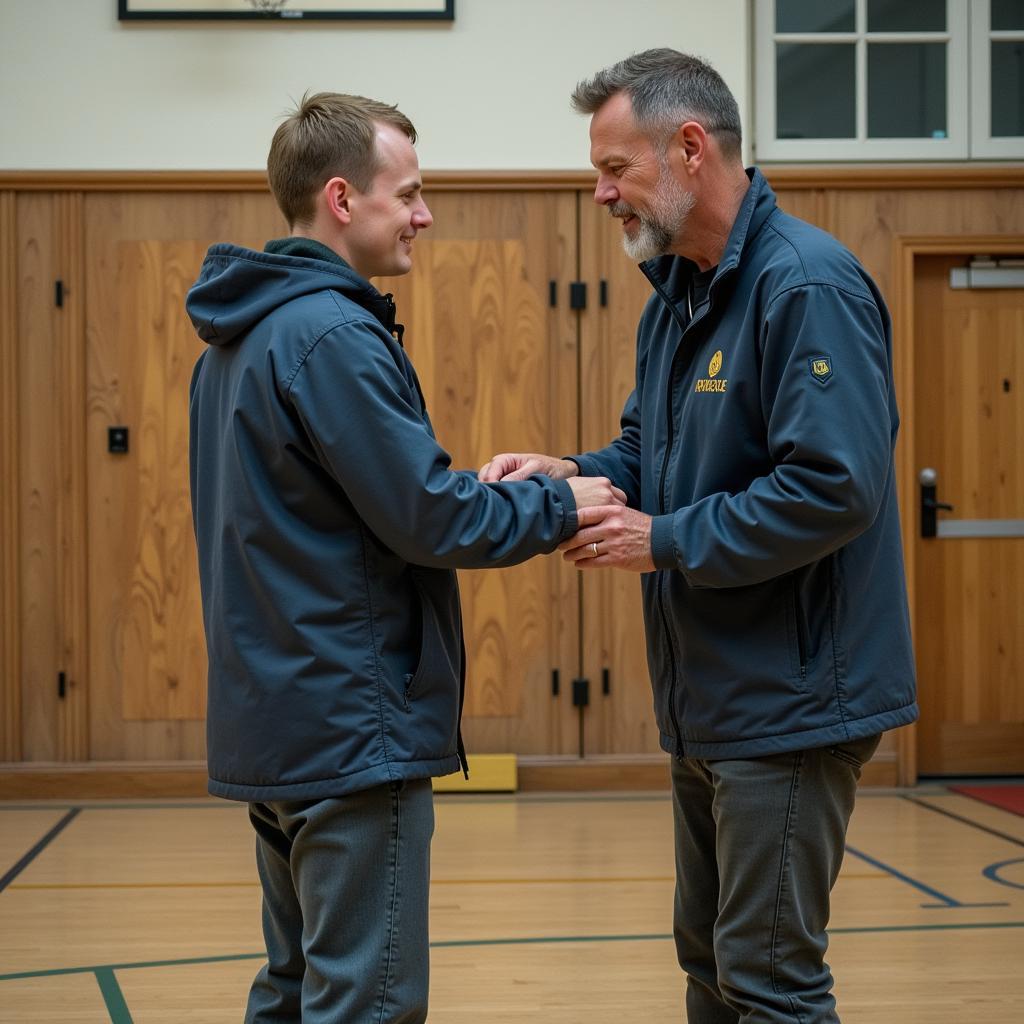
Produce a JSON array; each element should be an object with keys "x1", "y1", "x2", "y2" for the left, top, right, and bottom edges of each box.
[{"x1": 571, "y1": 48, "x2": 742, "y2": 161}]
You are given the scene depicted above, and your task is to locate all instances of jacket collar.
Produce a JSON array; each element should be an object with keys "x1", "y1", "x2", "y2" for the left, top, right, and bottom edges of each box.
[
  {"x1": 263, "y1": 236, "x2": 404, "y2": 343},
  {"x1": 639, "y1": 167, "x2": 777, "y2": 309}
]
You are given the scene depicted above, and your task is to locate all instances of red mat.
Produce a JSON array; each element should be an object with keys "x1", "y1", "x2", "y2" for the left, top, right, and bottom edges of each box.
[{"x1": 949, "y1": 784, "x2": 1024, "y2": 817}]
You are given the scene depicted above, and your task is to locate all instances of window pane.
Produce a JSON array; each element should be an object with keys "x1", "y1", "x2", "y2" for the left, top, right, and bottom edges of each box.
[
  {"x1": 867, "y1": 0, "x2": 945, "y2": 32},
  {"x1": 777, "y1": 43, "x2": 856, "y2": 138},
  {"x1": 992, "y1": 41, "x2": 1024, "y2": 136},
  {"x1": 868, "y1": 43, "x2": 947, "y2": 137},
  {"x1": 776, "y1": 0, "x2": 854, "y2": 33},
  {"x1": 992, "y1": 0, "x2": 1024, "y2": 31}
]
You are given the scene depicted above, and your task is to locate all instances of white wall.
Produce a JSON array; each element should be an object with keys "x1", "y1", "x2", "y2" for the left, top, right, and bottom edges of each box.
[{"x1": 0, "y1": 0, "x2": 750, "y2": 170}]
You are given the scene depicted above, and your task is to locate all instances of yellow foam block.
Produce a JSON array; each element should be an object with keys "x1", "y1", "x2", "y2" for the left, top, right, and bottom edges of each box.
[{"x1": 432, "y1": 753, "x2": 517, "y2": 792}]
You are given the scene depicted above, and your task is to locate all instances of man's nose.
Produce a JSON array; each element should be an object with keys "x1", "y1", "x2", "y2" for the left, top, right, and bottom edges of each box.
[
  {"x1": 413, "y1": 200, "x2": 433, "y2": 229},
  {"x1": 593, "y1": 176, "x2": 618, "y2": 206}
]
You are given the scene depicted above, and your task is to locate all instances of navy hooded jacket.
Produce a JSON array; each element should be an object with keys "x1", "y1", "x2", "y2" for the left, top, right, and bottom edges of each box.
[
  {"x1": 187, "y1": 241, "x2": 578, "y2": 801},
  {"x1": 572, "y1": 170, "x2": 918, "y2": 758}
]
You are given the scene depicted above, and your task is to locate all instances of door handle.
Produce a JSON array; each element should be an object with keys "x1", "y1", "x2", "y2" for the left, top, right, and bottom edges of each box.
[{"x1": 920, "y1": 467, "x2": 954, "y2": 539}]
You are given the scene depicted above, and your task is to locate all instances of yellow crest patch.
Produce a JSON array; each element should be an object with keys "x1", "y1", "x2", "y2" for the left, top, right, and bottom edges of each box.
[
  {"x1": 708, "y1": 350, "x2": 723, "y2": 378},
  {"x1": 809, "y1": 356, "x2": 833, "y2": 383}
]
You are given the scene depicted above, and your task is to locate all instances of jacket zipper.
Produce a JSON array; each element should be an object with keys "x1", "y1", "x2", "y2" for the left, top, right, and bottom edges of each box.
[
  {"x1": 641, "y1": 259, "x2": 737, "y2": 758},
  {"x1": 649, "y1": 283, "x2": 699, "y2": 761}
]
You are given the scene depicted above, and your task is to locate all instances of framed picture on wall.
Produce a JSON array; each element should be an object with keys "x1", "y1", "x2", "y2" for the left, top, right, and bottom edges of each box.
[{"x1": 118, "y1": 0, "x2": 454, "y2": 20}]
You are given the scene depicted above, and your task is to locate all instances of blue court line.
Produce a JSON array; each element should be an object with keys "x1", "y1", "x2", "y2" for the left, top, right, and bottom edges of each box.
[
  {"x1": 902, "y1": 795, "x2": 1024, "y2": 849},
  {"x1": 0, "y1": 809, "x2": 80, "y2": 894},
  {"x1": 983, "y1": 858, "x2": 1024, "y2": 891},
  {"x1": 844, "y1": 844, "x2": 1008, "y2": 909},
  {"x1": 3, "y1": 921, "x2": 1024, "y2": 983}
]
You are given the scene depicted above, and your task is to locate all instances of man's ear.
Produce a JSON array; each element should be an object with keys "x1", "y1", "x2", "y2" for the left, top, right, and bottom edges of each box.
[
  {"x1": 323, "y1": 176, "x2": 353, "y2": 225},
  {"x1": 669, "y1": 121, "x2": 709, "y2": 178}
]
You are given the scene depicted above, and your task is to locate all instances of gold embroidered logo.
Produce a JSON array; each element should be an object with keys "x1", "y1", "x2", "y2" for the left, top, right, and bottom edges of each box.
[
  {"x1": 812, "y1": 359, "x2": 830, "y2": 377},
  {"x1": 695, "y1": 350, "x2": 728, "y2": 393}
]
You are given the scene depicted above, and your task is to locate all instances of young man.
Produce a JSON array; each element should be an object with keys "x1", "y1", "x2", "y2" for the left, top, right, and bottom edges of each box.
[
  {"x1": 480, "y1": 51, "x2": 918, "y2": 1022},
  {"x1": 187, "y1": 92, "x2": 622, "y2": 1024}
]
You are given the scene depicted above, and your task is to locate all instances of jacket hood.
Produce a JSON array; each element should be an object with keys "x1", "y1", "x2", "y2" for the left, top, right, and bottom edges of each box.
[{"x1": 185, "y1": 243, "x2": 396, "y2": 347}]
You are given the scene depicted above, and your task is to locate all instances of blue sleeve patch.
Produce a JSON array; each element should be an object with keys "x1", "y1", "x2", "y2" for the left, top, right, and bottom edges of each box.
[{"x1": 808, "y1": 355, "x2": 833, "y2": 384}]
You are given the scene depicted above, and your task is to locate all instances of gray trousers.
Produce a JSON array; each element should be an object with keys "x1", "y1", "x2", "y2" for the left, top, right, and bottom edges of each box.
[
  {"x1": 244, "y1": 779, "x2": 435, "y2": 1024},
  {"x1": 671, "y1": 735, "x2": 880, "y2": 1023}
]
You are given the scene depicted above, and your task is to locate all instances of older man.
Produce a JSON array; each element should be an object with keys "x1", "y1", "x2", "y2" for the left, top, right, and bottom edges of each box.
[{"x1": 481, "y1": 50, "x2": 917, "y2": 1022}]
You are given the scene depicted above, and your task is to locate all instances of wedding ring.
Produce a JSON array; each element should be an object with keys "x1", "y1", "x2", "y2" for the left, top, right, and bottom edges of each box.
[{"x1": 589, "y1": 542, "x2": 599, "y2": 557}]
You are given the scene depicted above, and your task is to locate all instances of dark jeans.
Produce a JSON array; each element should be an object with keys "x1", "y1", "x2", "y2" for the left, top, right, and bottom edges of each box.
[
  {"x1": 244, "y1": 779, "x2": 435, "y2": 1024},
  {"x1": 671, "y1": 735, "x2": 880, "y2": 1023}
]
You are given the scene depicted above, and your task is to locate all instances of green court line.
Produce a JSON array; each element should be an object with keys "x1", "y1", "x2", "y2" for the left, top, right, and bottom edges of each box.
[
  {"x1": 3, "y1": 921, "x2": 1023, "y2": 982},
  {"x1": 95, "y1": 968, "x2": 133, "y2": 1024}
]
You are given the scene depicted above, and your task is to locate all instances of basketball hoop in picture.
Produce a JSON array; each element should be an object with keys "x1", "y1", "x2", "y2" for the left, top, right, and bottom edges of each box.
[{"x1": 245, "y1": 0, "x2": 290, "y2": 13}]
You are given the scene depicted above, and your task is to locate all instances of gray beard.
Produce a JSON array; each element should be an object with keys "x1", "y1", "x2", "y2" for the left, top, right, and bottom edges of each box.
[{"x1": 616, "y1": 175, "x2": 696, "y2": 262}]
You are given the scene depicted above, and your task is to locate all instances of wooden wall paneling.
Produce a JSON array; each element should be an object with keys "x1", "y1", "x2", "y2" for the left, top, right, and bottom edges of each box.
[
  {"x1": 14, "y1": 193, "x2": 89, "y2": 763},
  {"x1": 378, "y1": 191, "x2": 582, "y2": 756},
  {"x1": 15, "y1": 193, "x2": 58, "y2": 761},
  {"x1": 83, "y1": 192, "x2": 286, "y2": 761},
  {"x1": 770, "y1": 187, "x2": 829, "y2": 232},
  {"x1": 0, "y1": 192, "x2": 19, "y2": 762},
  {"x1": 3, "y1": 165, "x2": 1021, "y2": 194},
  {"x1": 577, "y1": 199, "x2": 663, "y2": 756},
  {"x1": 56, "y1": 193, "x2": 89, "y2": 761}
]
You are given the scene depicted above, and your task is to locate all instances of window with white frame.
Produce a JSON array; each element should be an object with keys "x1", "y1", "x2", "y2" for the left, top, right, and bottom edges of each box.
[{"x1": 754, "y1": 0, "x2": 1024, "y2": 161}]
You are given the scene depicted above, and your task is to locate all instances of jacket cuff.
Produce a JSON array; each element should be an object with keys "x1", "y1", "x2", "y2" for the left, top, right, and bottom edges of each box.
[
  {"x1": 650, "y1": 514, "x2": 678, "y2": 569},
  {"x1": 562, "y1": 454, "x2": 595, "y2": 477},
  {"x1": 546, "y1": 475, "x2": 579, "y2": 541}
]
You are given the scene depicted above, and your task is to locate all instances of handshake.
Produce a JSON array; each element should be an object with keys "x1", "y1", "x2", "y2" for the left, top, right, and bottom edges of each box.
[{"x1": 478, "y1": 452, "x2": 656, "y2": 573}]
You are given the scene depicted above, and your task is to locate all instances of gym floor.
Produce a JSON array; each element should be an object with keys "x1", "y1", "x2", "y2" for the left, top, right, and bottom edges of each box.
[{"x1": 1, "y1": 786, "x2": 1022, "y2": 1022}]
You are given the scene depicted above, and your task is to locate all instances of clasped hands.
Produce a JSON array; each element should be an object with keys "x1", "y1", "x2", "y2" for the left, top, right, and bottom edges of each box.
[{"x1": 478, "y1": 452, "x2": 655, "y2": 573}]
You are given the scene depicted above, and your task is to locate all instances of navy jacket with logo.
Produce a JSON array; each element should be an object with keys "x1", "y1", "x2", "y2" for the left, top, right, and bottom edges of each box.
[
  {"x1": 572, "y1": 170, "x2": 918, "y2": 758},
  {"x1": 187, "y1": 241, "x2": 578, "y2": 801}
]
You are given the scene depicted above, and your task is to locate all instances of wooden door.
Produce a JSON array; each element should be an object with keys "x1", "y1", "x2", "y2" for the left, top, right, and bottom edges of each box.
[
  {"x1": 914, "y1": 253, "x2": 1024, "y2": 774},
  {"x1": 83, "y1": 193, "x2": 286, "y2": 760},
  {"x1": 578, "y1": 199, "x2": 662, "y2": 755},
  {"x1": 378, "y1": 190, "x2": 581, "y2": 755}
]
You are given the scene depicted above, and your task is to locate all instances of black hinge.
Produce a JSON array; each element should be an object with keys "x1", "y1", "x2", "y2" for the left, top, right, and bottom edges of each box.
[
  {"x1": 599, "y1": 280, "x2": 608, "y2": 307},
  {"x1": 551, "y1": 668, "x2": 560, "y2": 697},
  {"x1": 57, "y1": 672, "x2": 67, "y2": 699},
  {"x1": 549, "y1": 280, "x2": 558, "y2": 308},
  {"x1": 569, "y1": 282, "x2": 587, "y2": 310},
  {"x1": 572, "y1": 677, "x2": 590, "y2": 707},
  {"x1": 55, "y1": 280, "x2": 65, "y2": 308},
  {"x1": 602, "y1": 668, "x2": 610, "y2": 695}
]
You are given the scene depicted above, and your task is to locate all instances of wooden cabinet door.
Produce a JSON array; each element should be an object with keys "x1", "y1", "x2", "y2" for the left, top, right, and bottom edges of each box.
[
  {"x1": 83, "y1": 193, "x2": 285, "y2": 760},
  {"x1": 378, "y1": 191, "x2": 582, "y2": 755},
  {"x1": 13, "y1": 193, "x2": 88, "y2": 762},
  {"x1": 578, "y1": 200, "x2": 662, "y2": 755},
  {"x1": 913, "y1": 253, "x2": 1024, "y2": 774}
]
